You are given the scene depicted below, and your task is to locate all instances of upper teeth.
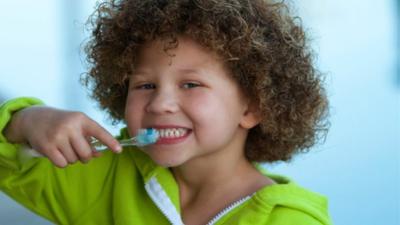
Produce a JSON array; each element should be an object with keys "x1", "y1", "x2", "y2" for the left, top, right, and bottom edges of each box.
[{"x1": 157, "y1": 128, "x2": 187, "y2": 138}]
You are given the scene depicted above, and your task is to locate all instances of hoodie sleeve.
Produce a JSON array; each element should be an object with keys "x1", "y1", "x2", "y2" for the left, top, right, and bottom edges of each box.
[
  {"x1": 0, "y1": 97, "x2": 118, "y2": 225},
  {"x1": 0, "y1": 97, "x2": 44, "y2": 169}
]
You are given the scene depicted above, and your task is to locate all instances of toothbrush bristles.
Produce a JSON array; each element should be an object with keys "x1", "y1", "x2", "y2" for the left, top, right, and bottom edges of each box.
[{"x1": 136, "y1": 128, "x2": 159, "y2": 146}]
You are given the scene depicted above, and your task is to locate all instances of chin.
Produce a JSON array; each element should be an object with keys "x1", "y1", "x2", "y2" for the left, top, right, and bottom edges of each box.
[
  {"x1": 153, "y1": 159, "x2": 183, "y2": 168},
  {"x1": 149, "y1": 154, "x2": 186, "y2": 168}
]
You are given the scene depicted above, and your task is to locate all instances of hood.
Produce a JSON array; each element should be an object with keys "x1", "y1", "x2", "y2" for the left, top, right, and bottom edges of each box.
[{"x1": 254, "y1": 169, "x2": 332, "y2": 225}]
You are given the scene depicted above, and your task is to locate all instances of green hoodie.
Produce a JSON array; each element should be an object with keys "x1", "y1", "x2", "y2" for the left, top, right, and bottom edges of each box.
[{"x1": 0, "y1": 97, "x2": 332, "y2": 225}]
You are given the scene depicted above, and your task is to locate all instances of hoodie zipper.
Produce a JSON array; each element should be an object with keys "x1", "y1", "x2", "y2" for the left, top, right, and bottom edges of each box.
[
  {"x1": 146, "y1": 176, "x2": 253, "y2": 225},
  {"x1": 206, "y1": 195, "x2": 252, "y2": 225},
  {"x1": 145, "y1": 177, "x2": 185, "y2": 225}
]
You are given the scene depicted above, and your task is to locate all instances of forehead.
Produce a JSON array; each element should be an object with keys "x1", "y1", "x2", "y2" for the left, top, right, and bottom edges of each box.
[
  {"x1": 130, "y1": 36, "x2": 244, "y2": 95},
  {"x1": 134, "y1": 36, "x2": 225, "y2": 71}
]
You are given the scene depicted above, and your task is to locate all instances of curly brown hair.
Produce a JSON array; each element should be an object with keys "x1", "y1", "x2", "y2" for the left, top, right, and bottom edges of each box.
[{"x1": 82, "y1": 0, "x2": 329, "y2": 162}]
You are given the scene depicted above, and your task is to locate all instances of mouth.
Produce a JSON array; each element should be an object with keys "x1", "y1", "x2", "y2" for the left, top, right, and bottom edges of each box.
[{"x1": 148, "y1": 126, "x2": 192, "y2": 145}]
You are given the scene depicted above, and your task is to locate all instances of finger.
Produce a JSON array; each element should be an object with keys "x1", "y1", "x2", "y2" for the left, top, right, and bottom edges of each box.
[
  {"x1": 70, "y1": 135, "x2": 94, "y2": 163},
  {"x1": 85, "y1": 136, "x2": 102, "y2": 158},
  {"x1": 57, "y1": 140, "x2": 79, "y2": 164},
  {"x1": 47, "y1": 148, "x2": 69, "y2": 168},
  {"x1": 84, "y1": 119, "x2": 121, "y2": 153}
]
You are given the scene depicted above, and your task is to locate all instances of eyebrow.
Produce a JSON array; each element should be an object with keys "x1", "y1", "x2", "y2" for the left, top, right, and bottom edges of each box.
[
  {"x1": 131, "y1": 68, "x2": 149, "y2": 74},
  {"x1": 131, "y1": 67, "x2": 204, "y2": 76},
  {"x1": 130, "y1": 70, "x2": 150, "y2": 79},
  {"x1": 177, "y1": 68, "x2": 203, "y2": 75}
]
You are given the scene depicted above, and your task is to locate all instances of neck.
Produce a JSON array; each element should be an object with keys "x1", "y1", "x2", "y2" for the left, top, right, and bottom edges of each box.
[
  {"x1": 169, "y1": 129, "x2": 274, "y2": 209},
  {"x1": 173, "y1": 154, "x2": 249, "y2": 188},
  {"x1": 170, "y1": 151, "x2": 271, "y2": 216},
  {"x1": 170, "y1": 146, "x2": 263, "y2": 205}
]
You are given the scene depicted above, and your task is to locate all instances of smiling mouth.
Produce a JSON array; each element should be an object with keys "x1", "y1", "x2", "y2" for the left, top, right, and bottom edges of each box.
[
  {"x1": 142, "y1": 125, "x2": 192, "y2": 145},
  {"x1": 156, "y1": 128, "x2": 190, "y2": 139}
]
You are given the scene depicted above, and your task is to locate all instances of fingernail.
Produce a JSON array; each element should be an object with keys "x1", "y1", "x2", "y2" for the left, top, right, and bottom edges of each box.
[{"x1": 115, "y1": 145, "x2": 122, "y2": 153}]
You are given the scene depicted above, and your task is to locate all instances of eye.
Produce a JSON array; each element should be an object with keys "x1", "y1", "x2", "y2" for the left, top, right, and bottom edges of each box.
[
  {"x1": 136, "y1": 83, "x2": 156, "y2": 90},
  {"x1": 182, "y1": 82, "x2": 200, "y2": 89}
]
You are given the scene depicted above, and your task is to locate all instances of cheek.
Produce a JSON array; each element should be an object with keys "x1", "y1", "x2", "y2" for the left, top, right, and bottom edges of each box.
[
  {"x1": 185, "y1": 92, "x2": 241, "y2": 136},
  {"x1": 124, "y1": 95, "x2": 145, "y2": 135},
  {"x1": 184, "y1": 92, "x2": 220, "y2": 122}
]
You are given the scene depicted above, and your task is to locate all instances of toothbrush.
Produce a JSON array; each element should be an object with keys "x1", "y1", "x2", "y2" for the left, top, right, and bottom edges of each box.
[
  {"x1": 91, "y1": 128, "x2": 159, "y2": 151},
  {"x1": 20, "y1": 128, "x2": 159, "y2": 158}
]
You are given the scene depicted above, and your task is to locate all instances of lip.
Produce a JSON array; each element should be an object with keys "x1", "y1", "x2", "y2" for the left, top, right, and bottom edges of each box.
[
  {"x1": 148, "y1": 125, "x2": 192, "y2": 145},
  {"x1": 150, "y1": 125, "x2": 190, "y2": 129}
]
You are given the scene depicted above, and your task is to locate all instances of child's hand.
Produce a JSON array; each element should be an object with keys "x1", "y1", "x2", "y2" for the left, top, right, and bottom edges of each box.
[{"x1": 4, "y1": 106, "x2": 121, "y2": 167}]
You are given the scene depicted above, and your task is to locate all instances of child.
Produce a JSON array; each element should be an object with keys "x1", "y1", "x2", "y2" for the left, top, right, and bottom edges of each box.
[{"x1": 0, "y1": 0, "x2": 331, "y2": 224}]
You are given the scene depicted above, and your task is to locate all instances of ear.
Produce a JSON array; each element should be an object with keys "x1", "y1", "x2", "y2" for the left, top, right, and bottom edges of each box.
[{"x1": 239, "y1": 101, "x2": 262, "y2": 129}]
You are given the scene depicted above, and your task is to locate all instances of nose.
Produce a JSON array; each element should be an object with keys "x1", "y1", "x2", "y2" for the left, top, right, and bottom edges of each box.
[{"x1": 145, "y1": 87, "x2": 179, "y2": 114}]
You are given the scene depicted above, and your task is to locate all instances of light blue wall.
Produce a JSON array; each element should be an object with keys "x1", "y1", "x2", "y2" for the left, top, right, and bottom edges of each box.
[
  {"x1": 267, "y1": 1, "x2": 400, "y2": 225},
  {"x1": 0, "y1": 1, "x2": 399, "y2": 225},
  {"x1": 0, "y1": 1, "x2": 118, "y2": 224}
]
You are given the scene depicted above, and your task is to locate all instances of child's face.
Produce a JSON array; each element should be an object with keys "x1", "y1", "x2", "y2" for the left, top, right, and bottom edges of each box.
[{"x1": 125, "y1": 36, "x2": 259, "y2": 167}]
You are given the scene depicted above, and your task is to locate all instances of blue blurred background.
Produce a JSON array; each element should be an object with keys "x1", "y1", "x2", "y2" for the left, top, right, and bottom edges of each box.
[{"x1": 0, "y1": 0, "x2": 399, "y2": 224}]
